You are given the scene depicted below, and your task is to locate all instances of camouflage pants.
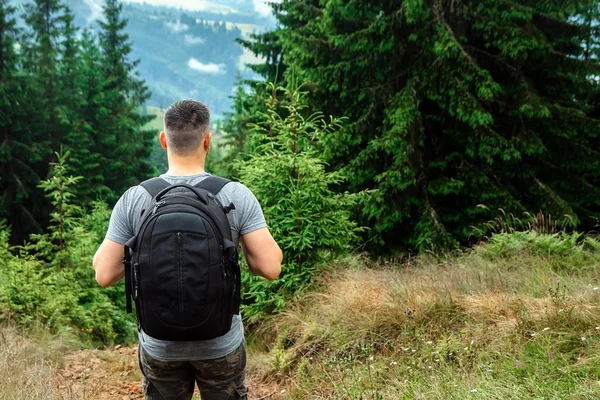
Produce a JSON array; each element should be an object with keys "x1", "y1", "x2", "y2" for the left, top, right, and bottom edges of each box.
[{"x1": 138, "y1": 340, "x2": 248, "y2": 400}]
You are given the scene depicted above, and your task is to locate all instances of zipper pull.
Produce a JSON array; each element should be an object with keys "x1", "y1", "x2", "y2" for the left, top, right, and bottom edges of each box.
[{"x1": 152, "y1": 201, "x2": 166, "y2": 215}]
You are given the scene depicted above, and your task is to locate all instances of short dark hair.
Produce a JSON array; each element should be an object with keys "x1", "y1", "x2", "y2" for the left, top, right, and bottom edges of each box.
[{"x1": 163, "y1": 100, "x2": 210, "y2": 156}]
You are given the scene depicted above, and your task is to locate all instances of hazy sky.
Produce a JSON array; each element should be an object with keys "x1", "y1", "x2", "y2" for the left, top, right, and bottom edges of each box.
[{"x1": 120, "y1": 0, "x2": 276, "y2": 17}]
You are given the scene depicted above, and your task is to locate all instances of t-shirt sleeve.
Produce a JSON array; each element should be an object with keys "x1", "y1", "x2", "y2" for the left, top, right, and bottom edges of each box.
[
  {"x1": 235, "y1": 184, "x2": 268, "y2": 236},
  {"x1": 105, "y1": 188, "x2": 135, "y2": 245}
]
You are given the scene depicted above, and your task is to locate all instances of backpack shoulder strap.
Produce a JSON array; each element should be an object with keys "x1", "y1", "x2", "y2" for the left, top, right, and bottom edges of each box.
[
  {"x1": 140, "y1": 177, "x2": 170, "y2": 198},
  {"x1": 195, "y1": 176, "x2": 231, "y2": 195}
]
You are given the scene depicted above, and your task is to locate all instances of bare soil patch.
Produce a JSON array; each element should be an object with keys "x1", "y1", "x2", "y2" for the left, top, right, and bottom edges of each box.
[{"x1": 55, "y1": 346, "x2": 286, "y2": 400}]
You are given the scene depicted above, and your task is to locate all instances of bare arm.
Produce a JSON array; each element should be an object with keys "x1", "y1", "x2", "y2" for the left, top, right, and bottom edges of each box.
[
  {"x1": 93, "y1": 239, "x2": 125, "y2": 288},
  {"x1": 240, "y1": 227, "x2": 282, "y2": 281}
]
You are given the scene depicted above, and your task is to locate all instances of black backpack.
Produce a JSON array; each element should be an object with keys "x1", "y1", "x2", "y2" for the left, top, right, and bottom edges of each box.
[{"x1": 122, "y1": 176, "x2": 241, "y2": 341}]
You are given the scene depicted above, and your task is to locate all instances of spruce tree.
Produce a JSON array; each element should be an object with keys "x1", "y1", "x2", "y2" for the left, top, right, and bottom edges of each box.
[
  {"x1": 0, "y1": 0, "x2": 40, "y2": 240},
  {"x1": 242, "y1": 0, "x2": 600, "y2": 252},
  {"x1": 237, "y1": 80, "x2": 362, "y2": 318},
  {"x1": 220, "y1": 85, "x2": 254, "y2": 178},
  {"x1": 56, "y1": 6, "x2": 97, "y2": 201},
  {"x1": 21, "y1": 0, "x2": 66, "y2": 156},
  {"x1": 4, "y1": 0, "x2": 69, "y2": 238},
  {"x1": 98, "y1": 0, "x2": 155, "y2": 202},
  {"x1": 65, "y1": 29, "x2": 108, "y2": 202}
]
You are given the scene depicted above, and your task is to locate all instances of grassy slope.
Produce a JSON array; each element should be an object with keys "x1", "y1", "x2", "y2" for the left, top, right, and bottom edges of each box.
[
  {"x1": 248, "y1": 232, "x2": 600, "y2": 399},
  {"x1": 2, "y1": 232, "x2": 599, "y2": 399}
]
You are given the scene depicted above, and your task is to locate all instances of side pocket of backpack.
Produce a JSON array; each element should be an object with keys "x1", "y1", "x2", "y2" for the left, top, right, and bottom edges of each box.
[
  {"x1": 222, "y1": 239, "x2": 240, "y2": 316},
  {"x1": 133, "y1": 261, "x2": 145, "y2": 330}
]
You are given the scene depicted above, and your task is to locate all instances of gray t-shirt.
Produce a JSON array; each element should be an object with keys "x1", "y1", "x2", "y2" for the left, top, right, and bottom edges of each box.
[{"x1": 106, "y1": 172, "x2": 267, "y2": 361}]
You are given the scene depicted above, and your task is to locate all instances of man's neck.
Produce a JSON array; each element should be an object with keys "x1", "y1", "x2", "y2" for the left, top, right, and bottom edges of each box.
[
  {"x1": 165, "y1": 166, "x2": 206, "y2": 176},
  {"x1": 165, "y1": 152, "x2": 206, "y2": 176}
]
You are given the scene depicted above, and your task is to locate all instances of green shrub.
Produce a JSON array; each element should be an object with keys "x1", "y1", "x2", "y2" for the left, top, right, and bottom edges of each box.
[
  {"x1": 237, "y1": 80, "x2": 365, "y2": 321},
  {"x1": 481, "y1": 231, "x2": 598, "y2": 258},
  {"x1": 476, "y1": 231, "x2": 600, "y2": 276},
  {"x1": 0, "y1": 152, "x2": 136, "y2": 344}
]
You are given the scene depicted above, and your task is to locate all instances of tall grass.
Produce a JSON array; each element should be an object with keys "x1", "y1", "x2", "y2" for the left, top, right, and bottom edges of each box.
[
  {"x1": 248, "y1": 233, "x2": 600, "y2": 399},
  {"x1": 0, "y1": 327, "x2": 61, "y2": 399}
]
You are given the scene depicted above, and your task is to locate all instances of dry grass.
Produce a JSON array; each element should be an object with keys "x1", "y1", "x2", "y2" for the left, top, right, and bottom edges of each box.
[
  {"x1": 0, "y1": 327, "x2": 58, "y2": 400},
  {"x1": 0, "y1": 327, "x2": 144, "y2": 400},
  {"x1": 251, "y1": 238, "x2": 600, "y2": 399},
  {"x1": 267, "y1": 264, "x2": 598, "y2": 352}
]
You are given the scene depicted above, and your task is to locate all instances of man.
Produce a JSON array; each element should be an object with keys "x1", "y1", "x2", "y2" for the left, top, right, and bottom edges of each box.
[{"x1": 93, "y1": 100, "x2": 283, "y2": 400}]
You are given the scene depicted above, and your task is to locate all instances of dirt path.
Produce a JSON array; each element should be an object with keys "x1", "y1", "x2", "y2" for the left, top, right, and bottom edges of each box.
[{"x1": 55, "y1": 346, "x2": 287, "y2": 400}]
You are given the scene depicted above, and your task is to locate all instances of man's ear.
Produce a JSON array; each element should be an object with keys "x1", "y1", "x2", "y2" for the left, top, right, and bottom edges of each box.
[
  {"x1": 203, "y1": 132, "x2": 212, "y2": 151},
  {"x1": 159, "y1": 131, "x2": 167, "y2": 149}
]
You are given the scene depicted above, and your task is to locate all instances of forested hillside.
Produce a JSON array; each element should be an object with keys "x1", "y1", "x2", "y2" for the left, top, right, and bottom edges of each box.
[
  {"x1": 123, "y1": 8, "x2": 243, "y2": 113},
  {"x1": 13, "y1": 0, "x2": 273, "y2": 116},
  {"x1": 82, "y1": 0, "x2": 271, "y2": 115}
]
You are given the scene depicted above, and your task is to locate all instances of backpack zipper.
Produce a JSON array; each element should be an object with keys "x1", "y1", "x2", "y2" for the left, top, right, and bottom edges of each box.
[
  {"x1": 152, "y1": 199, "x2": 226, "y2": 252},
  {"x1": 146, "y1": 202, "x2": 229, "y2": 278},
  {"x1": 200, "y1": 210, "x2": 229, "y2": 281},
  {"x1": 232, "y1": 272, "x2": 237, "y2": 311},
  {"x1": 219, "y1": 245, "x2": 227, "y2": 280},
  {"x1": 176, "y1": 232, "x2": 184, "y2": 321},
  {"x1": 152, "y1": 201, "x2": 166, "y2": 215},
  {"x1": 133, "y1": 262, "x2": 140, "y2": 299}
]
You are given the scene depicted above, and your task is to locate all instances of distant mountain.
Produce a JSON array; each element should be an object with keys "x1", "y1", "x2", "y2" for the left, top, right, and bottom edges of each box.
[{"x1": 67, "y1": 0, "x2": 275, "y2": 117}]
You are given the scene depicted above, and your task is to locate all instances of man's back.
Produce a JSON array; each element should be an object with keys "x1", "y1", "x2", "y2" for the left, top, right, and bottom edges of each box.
[
  {"x1": 93, "y1": 100, "x2": 282, "y2": 399},
  {"x1": 107, "y1": 172, "x2": 266, "y2": 361}
]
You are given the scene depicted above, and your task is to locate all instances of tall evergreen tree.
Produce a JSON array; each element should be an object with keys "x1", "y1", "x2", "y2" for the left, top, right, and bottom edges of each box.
[
  {"x1": 6, "y1": 0, "x2": 70, "y2": 238},
  {"x1": 220, "y1": 85, "x2": 255, "y2": 178},
  {"x1": 21, "y1": 0, "x2": 66, "y2": 155},
  {"x1": 57, "y1": 9, "x2": 106, "y2": 203},
  {"x1": 73, "y1": 30, "x2": 110, "y2": 200},
  {"x1": 97, "y1": 0, "x2": 155, "y2": 202},
  {"x1": 0, "y1": 0, "x2": 159, "y2": 241},
  {"x1": 242, "y1": 0, "x2": 600, "y2": 251},
  {"x1": 0, "y1": 0, "x2": 40, "y2": 239}
]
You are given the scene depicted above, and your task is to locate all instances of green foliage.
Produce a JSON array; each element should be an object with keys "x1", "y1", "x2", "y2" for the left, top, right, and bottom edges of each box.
[
  {"x1": 237, "y1": 80, "x2": 364, "y2": 321},
  {"x1": 241, "y1": 0, "x2": 600, "y2": 252},
  {"x1": 480, "y1": 231, "x2": 600, "y2": 260},
  {"x1": 0, "y1": 154, "x2": 135, "y2": 344},
  {"x1": 219, "y1": 84, "x2": 255, "y2": 178},
  {"x1": 31, "y1": 151, "x2": 83, "y2": 264},
  {"x1": 96, "y1": 0, "x2": 156, "y2": 203},
  {"x1": 0, "y1": 0, "x2": 156, "y2": 243},
  {"x1": 0, "y1": 0, "x2": 45, "y2": 240}
]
